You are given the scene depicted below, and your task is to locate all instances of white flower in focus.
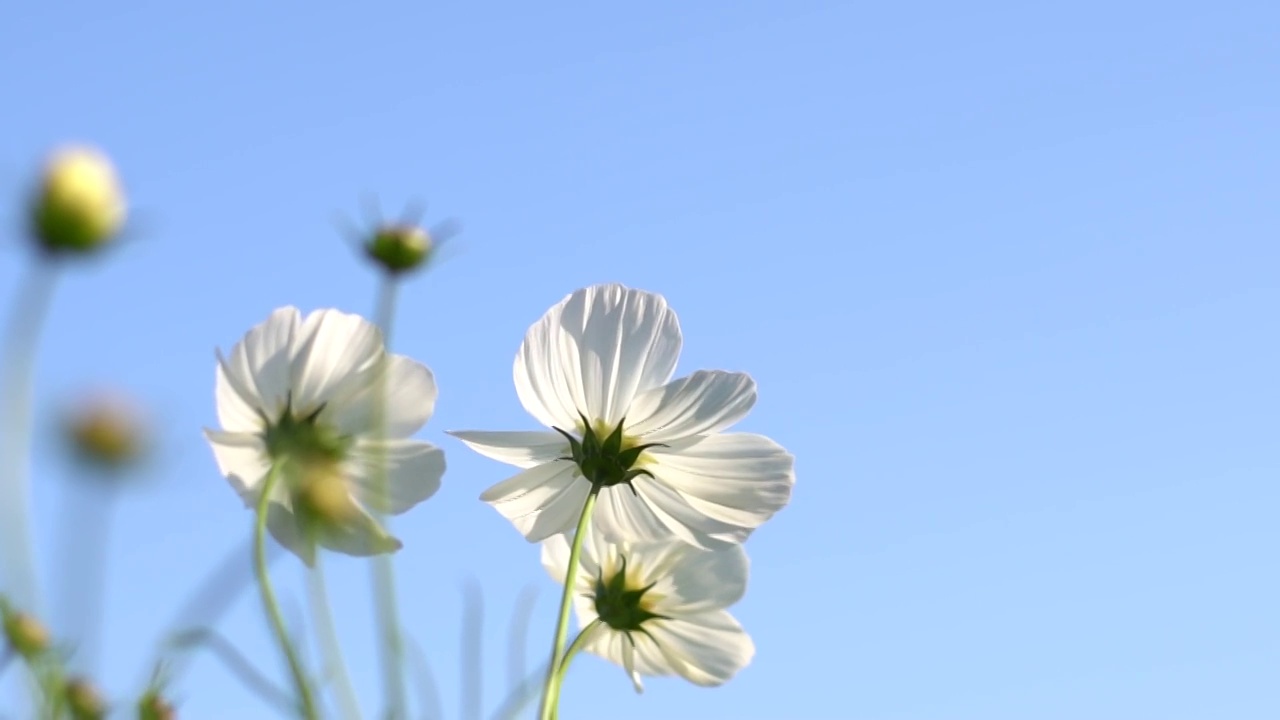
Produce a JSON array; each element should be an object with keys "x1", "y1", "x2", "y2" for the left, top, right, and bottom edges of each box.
[
  {"x1": 204, "y1": 307, "x2": 445, "y2": 565},
  {"x1": 542, "y1": 529, "x2": 755, "y2": 692},
  {"x1": 450, "y1": 283, "x2": 794, "y2": 549}
]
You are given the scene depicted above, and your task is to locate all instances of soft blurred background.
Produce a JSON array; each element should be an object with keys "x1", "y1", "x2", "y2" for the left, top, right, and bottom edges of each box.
[{"x1": 2, "y1": 1, "x2": 1278, "y2": 718}]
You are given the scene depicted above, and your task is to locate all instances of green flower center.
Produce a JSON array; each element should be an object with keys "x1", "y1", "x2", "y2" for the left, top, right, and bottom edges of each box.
[
  {"x1": 260, "y1": 398, "x2": 350, "y2": 465},
  {"x1": 592, "y1": 557, "x2": 665, "y2": 632},
  {"x1": 553, "y1": 412, "x2": 663, "y2": 491}
]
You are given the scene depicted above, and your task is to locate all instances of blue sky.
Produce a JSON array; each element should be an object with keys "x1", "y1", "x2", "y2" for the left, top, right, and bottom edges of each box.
[{"x1": 2, "y1": 1, "x2": 1278, "y2": 718}]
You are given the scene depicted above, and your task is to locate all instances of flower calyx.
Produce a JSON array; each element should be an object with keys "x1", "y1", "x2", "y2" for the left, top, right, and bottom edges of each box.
[{"x1": 553, "y1": 412, "x2": 664, "y2": 492}]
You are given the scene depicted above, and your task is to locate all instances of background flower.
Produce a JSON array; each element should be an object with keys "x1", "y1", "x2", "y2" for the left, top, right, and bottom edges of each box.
[{"x1": 204, "y1": 307, "x2": 445, "y2": 563}]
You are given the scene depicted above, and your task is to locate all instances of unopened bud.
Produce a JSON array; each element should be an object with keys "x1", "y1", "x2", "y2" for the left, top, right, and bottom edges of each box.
[
  {"x1": 137, "y1": 690, "x2": 177, "y2": 720},
  {"x1": 295, "y1": 461, "x2": 361, "y2": 527},
  {"x1": 65, "y1": 677, "x2": 107, "y2": 720},
  {"x1": 365, "y1": 224, "x2": 432, "y2": 275},
  {"x1": 65, "y1": 392, "x2": 148, "y2": 472},
  {"x1": 2, "y1": 609, "x2": 50, "y2": 658},
  {"x1": 29, "y1": 146, "x2": 127, "y2": 255}
]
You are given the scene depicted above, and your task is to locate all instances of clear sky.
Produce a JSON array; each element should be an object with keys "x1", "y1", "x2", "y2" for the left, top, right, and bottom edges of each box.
[{"x1": 2, "y1": 1, "x2": 1278, "y2": 718}]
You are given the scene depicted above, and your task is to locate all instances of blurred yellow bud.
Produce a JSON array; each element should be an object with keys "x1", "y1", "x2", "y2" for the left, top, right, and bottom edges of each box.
[
  {"x1": 137, "y1": 690, "x2": 177, "y2": 720},
  {"x1": 29, "y1": 145, "x2": 127, "y2": 255},
  {"x1": 65, "y1": 677, "x2": 107, "y2": 720},
  {"x1": 294, "y1": 460, "x2": 361, "y2": 527},
  {"x1": 64, "y1": 391, "x2": 149, "y2": 472},
  {"x1": 365, "y1": 224, "x2": 432, "y2": 275},
  {"x1": 2, "y1": 608, "x2": 50, "y2": 658}
]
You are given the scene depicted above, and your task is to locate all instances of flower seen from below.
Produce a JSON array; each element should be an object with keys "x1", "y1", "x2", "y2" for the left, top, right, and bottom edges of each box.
[
  {"x1": 542, "y1": 528, "x2": 755, "y2": 692},
  {"x1": 451, "y1": 283, "x2": 795, "y2": 549},
  {"x1": 204, "y1": 307, "x2": 445, "y2": 564}
]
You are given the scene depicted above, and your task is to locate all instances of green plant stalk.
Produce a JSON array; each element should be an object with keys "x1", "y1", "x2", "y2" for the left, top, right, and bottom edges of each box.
[
  {"x1": 546, "y1": 621, "x2": 599, "y2": 720},
  {"x1": 537, "y1": 483, "x2": 601, "y2": 720},
  {"x1": 309, "y1": 554, "x2": 363, "y2": 720},
  {"x1": 0, "y1": 264, "x2": 59, "y2": 615},
  {"x1": 370, "y1": 274, "x2": 408, "y2": 719},
  {"x1": 254, "y1": 463, "x2": 318, "y2": 719}
]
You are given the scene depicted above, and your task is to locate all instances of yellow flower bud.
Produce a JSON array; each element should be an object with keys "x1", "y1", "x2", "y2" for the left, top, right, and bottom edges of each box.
[
  {"x1": 137, "y1": 691, "x2": 177, "y2": 720},
  {"x1": 2, "y1": 609, "x2": 50, "y2": 658},
  {"x1": 65, "y1": 677, "x2": 107, "y2": 720},
  {"x1": 29, "y1": 145, "x2": 127, "y2": 254},
  {"x1": 65, "y1": 392, "x2": 148, "y2": 472},
  {"x1": 294, "y1": 460, "x2": 361, "y2": 527}
]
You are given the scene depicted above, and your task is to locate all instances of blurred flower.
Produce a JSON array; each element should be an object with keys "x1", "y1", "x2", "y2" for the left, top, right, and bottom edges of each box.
[
  {"x1": 137, "y1": 689, "x2": 177, "y2": 720},
  {"x1": 63, "y1": 390, "x2": 149, "y2": 473},
  {"x1": 451, "y1": 283, "x2": 795, "y2": 549},
  {"x1": 0, "y1": 602, "x2": 50, "y2": 659},
  {"x1": 28, "y1": 145, "x2": 126, "y2": 255},
  {"x1": 542, "y1": 529, "x2": 755, "y2": 692},
  {"x1": 204, "y1": 307, "x2": 445, "y2": 565},
  {"x1": 65, "y1": 677, "x2": 107, "y2": 720}
]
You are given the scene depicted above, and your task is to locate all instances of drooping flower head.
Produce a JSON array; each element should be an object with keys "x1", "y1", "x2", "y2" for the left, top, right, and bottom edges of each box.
[
  {"x1": 451, "y1": 284, "x2": 794, "y2": 549},
  {"x1": 542, "y1": 528, "x2": 755, "y2": 692},
  {"x1": 204, "y1": 307, "x2": 445, "y2": 564}
]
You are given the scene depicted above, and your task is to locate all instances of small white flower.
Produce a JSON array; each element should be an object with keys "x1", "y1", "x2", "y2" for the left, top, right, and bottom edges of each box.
[
  {"x1": 451, "y1": 283, "x2": 794, "y2": 549},
  {"x1": 204, "y1": 307, "x2": 445, "y2": 564},
  {"x1": 542, "y1": 529, "x2": 755, "y2": 692}
]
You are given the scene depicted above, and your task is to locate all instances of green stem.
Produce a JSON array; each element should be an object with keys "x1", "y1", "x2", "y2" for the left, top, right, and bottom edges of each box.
[
  {"x1": 0, "y1": 264, "x2": 59, "y2": 613},
  {"x1": 370, "y1": 274, "x2": 408, "y2": 719},
  {"x1": 254, "y1": 463, "x2": 318, "y2": 719},
  {"x1": 537, "y1": 483, "x2": 601, "y2": 720},
  {"x1": 309, "y1": 555, "x2": 363, "y2": 720},
  {"x1": 546, "y1": 621, "x2": 599, "y2": 720}
]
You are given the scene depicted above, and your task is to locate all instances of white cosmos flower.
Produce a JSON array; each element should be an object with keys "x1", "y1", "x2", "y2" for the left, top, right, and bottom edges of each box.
[
  {"x1": 450, "y1": 283, "x2": 794, "y2": 549},
  {"x1": 204, "y1": 307, "x2": 445, "y2": 565},
  {"x1": 542, "y1": 528, "x2": 755, "y2": 692}
]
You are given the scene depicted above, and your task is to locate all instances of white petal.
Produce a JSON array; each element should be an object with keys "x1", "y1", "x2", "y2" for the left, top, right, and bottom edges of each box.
[
  {"x1": 447, "y1": 430, "x2": 569, "y2": 469},
  {"x1": 224, "y1": 307, "x2": 301, "y2": 419},
  {"x1": 265, "y1": 503, "x2": 317, "y2": 566},
  {"x1": 348, "y1": 438, "x2": 445, "y2": 514},
  {"x1": 480, "y1": 462, "x2": 591, "y2": 542},
  {"x1": 647, "y1": 612, "x2": 755, "y2": 687},
  {"x1": 659, "y1": 544, "x2": 749, "y2": 613},
  {"x1": 513, "y1": 301, "x2": 583, "y2": 430},
  {"x1": 589, "y1": 483, "x2": 675, "y2": 545},
  {"x1": 540, "y1": 532, "x2": 604, "y2": 624},
  {"x1": 646, "y1": 433, "x2": 794, "y2": 537},
  {"x1": 555, "y1": 284, "x2": 683, "y2": 428},
  {"x1": 633, "y1": 477, "x2": 752, "y2": 549},
  {"x1": 626, "y1": 371, "x2": 756, "y2": 442},
  {"x1": 289, "y1": 309, "x2": 383, "y2": 415},
  {"x1": 204, "y1": 429, "x2": 269, "y2": 501},
  {"x1": 214, "y1": 359, "x2": 262, "y2": 433},
  {"x1": 327, "y1": 354, "x2": 438, "y2": 438},
  {"x1": 265, "y1": 501, "x2": 401, "y2": 566}
]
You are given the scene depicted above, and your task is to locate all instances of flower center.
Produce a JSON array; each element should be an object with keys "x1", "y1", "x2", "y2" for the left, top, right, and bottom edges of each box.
[
  {"x1": 592, "y1": 557, "x2": 665, "y2": 632},
  {"x1": 553, "y1": 412, "x2": 663, "y2": 490},
  {"x1": 260, "y1": 399, "x2": 349, "y2": 465}
]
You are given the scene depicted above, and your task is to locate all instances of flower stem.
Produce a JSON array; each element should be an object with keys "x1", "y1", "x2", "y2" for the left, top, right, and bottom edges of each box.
[
  {"x1": 370, "y1": 274, "x2": 408, "y2": 719},
  {"x1": 546, "y1": 623, "x2": 598, "y2": 720},
  {"x1": 537, "y1": 483, "x2": 601, "y2": 720},
  {"x1": 0, "y1": 263, "x2": 59, "y2": 613},
  {"x1": 308, "y1": 555, "x2": 363, "y2": 720},
  {"x1": 254, "y1": 463, "x2": 318, "y2": 719}
]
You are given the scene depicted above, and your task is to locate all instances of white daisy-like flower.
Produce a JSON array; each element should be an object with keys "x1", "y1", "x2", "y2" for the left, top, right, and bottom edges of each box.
[
  {"x1": 542, "y1": 528, "x2": 755, "y2": 692},
  {"x1": 204, "y1": 307, "x2": 445, "y2": 565},
  {"x1": 450, "y1": 283, "x2": 794, "y2": 549}
]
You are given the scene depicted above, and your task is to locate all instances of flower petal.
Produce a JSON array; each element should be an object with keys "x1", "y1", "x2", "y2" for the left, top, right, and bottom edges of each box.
[
  {"x1": 647, "y1": 433, "x2": 795, "y2": 530},
  {"x1": 633, "y1": 476, "x2": 752, "y2": 549},
  {"x1": 626, "y1": 371, "x2": 756, "y2": 442},
  {"x1": 230, "y1": 307, "x2": 302, "y2": 419},
  {"x1": 348, "y1": 438, "x2": 445, "y2": 514},
  {"x1": 555, "y1": 284, "x2": 683, "y2": 428},
  {"x1": 289, "y1": 309, "x2": 383, "y2": 415},
  {"x1": 589, "y1": 483, "x2": 675, "y2": 545},
  {"x1": 480, "y1": 462, "x2": 590, "y2": 542},
  {"x1": 327, "y1": 354, "x2": 438, "y2": 439},
  {"x1": 265, "y1": 501, "x2": 401, "y2": 566},
  {"x1": 514, "y1": 301, "x2": 583, "y2": 430},
  {"x1": 657, "y1": 544, "x2": 750, "y2": 613},
  {"x1": 647, "y1": 611, "x2": 754, "y2": 687},
  {"x1": 215, "y1": 358, "x2": 263, "y2": 433},
  {"x1": 204, "y1": 429, "x2": 269, "y2": 501},
  {"x1": 448, "y1": 430, "x2": 569, "y2": 469}
]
